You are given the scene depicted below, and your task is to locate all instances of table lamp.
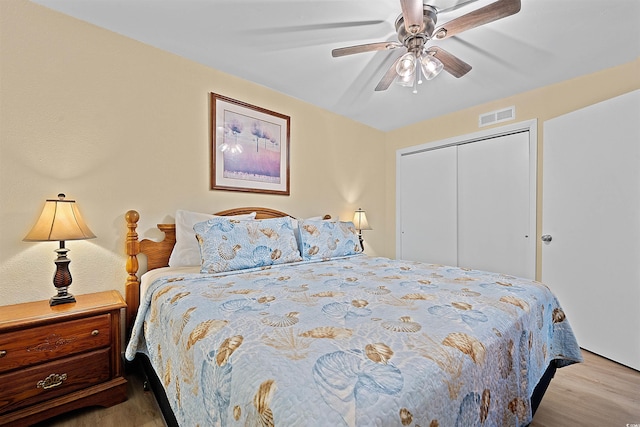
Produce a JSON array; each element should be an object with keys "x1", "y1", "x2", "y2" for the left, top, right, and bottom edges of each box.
[
  {"x1": 24, "y1": 194, "x2": 96, "y2": 306},
  {"x1": 352, "y1": 208, "x2": 372, "y2": 250}
]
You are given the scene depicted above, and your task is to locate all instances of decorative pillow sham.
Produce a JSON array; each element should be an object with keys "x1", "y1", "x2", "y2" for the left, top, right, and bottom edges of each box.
[
  {"x1": 298, "y1": 219, "x2": 362, "y2": 260},
  {"x1": 291, "y1": 215, "x2": 336, "y2": 252},
  {"x1": 168, "y1": 210, "x2": 256, "y2": 267},
  {"x1": 194, "y1": 216, "x2": 302, "y2": 273}
]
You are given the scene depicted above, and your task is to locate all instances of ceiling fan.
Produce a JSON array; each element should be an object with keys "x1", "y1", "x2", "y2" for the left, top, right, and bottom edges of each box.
[{"x1": 332, "y1": 0, "x2": 521, "y2": 93}]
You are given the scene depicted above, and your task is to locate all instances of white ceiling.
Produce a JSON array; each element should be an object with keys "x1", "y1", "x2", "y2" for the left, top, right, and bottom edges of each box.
[{"x1": 31, "y1": 0, "x2": 640, "y2": 131}]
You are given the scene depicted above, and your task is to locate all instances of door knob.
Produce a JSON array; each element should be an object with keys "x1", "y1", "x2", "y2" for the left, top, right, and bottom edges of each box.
[{"x1": 541, "y1": 234, "x2": 552, "y2": 243}]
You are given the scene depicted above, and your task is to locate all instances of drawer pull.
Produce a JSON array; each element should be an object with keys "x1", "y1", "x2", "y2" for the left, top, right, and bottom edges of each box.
[
  {"x1": 91, "y1": 329, "x2": 100, "y2": 336},
  {"x1": 37, "y1": 373, "x2": 68, "y2": 390},
  {"x1": 0, "y1": 350, "x2": 6, "y2": 358}
]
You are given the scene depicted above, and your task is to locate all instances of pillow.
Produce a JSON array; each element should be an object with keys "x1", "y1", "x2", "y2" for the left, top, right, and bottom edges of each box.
[
  {"x1": 168, "y1": 210, "x2": 256, "y2": 267},
  {"x1": 291, "y1": 215, "x2": 335, "y2": 251},
  {"x1": 298, "y1": 219, "x2": 362, "y2": 261},
  {"x1": 194, "y1": 216, "x2": 302, "y2": 273}
]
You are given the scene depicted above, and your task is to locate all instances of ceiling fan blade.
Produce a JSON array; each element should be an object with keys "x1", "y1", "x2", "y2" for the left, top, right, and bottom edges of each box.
[
  {"x1": 399, "y1": 0, "x2": 424, "y2": 34},
  {"x1": 375, "y1": 55, "x2": 404, "y2": 91},
  {"x1": 433, "y1": 0, "x2": 521, "y2": 40},
  {"x1": 427, "y1": 46, "x2": 472, "y2": 78},
  {"x1": 332, "y1": 41, "x2": 402, "y2": 57}
]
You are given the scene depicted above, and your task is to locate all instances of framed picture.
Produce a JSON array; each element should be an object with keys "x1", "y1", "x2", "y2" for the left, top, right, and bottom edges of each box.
[{"x1": 210, "y1": 93, "x2": 290, "y2": 195}]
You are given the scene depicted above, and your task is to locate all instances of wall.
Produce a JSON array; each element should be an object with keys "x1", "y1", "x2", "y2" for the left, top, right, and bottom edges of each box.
[
  {"x1": 2, "y1": 0, "x2": 638, "y2": 307},
  {"x1": 385, "y1": 57, "x2": 640, "y2": 279},
  {"x1": 0, "y1": 0, "x2": 387, "y2": 306}
]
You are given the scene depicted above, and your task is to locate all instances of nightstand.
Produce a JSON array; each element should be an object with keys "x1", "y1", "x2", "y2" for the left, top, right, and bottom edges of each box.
[{"x1": 0, "y1": 291, "x2": 128, "y2": 426}]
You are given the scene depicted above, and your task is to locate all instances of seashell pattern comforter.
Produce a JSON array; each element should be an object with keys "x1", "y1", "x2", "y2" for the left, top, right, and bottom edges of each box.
[{"x1": 125, "y1": 255, "x2": 582, "y2": 426}]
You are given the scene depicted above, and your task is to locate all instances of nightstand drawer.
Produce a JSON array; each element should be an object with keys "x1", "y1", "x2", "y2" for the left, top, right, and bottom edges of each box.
[
  {"x1": 0, "y1": 314, "x2": 111, "y2": 374},
  {"x1": 0, "y1": 348, "x2": 110, "y2": 414}
]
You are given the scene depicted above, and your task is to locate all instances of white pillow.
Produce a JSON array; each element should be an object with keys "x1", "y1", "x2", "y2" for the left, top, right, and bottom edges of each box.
[{"x1": 168, "y1": 210, "x2": 256, "y2": 267}]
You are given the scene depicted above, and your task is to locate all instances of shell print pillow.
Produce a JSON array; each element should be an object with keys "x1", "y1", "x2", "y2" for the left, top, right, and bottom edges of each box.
[
  {"x1": 298, "y1": 219, "x2": 362, "y2": 261},
  {"x1": 194, "y1": 216, "x2": 302, "y2": 273}
]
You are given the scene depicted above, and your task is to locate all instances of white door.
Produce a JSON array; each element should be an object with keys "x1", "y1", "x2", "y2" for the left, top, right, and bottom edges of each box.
[
  {"x1": 457, "y1": 132, "x2": 533, "y2": 278},
  {"x1": 398, "y1": 145, "x2": 457, "y2": 265},
  {"x1": 542, "y1": 90, "x2": 640, "y2": 370}
]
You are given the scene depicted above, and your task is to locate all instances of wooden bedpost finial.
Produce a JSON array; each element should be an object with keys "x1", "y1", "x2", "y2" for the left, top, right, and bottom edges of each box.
[
  {"x1": 125, "y1": 210, "x2": 140, "y2": 259},
  {"x1": 125, "y1": 209, "x2": 139, "y2": 224}
]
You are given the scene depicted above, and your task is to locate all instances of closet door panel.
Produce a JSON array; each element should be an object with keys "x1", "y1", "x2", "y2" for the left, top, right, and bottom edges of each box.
[
  {"x1": 398, "y1": 146, "x2": 457, "y2": 264},
  {"x1": 457, "y1": 132, "x2": 532, "y2": 278}
]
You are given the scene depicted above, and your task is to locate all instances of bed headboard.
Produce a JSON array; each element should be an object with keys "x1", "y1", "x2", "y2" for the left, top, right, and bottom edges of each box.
[{"x1": 124, "y1": 207, "x2": 301, "y2": 330}]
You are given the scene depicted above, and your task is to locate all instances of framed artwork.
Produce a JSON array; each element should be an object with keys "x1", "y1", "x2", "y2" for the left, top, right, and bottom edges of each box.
[{"x1": 210, "y1": 93, "x2": 290, "y2": 195}]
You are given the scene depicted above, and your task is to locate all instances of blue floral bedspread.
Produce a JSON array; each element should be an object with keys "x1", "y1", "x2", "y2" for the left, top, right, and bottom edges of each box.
[{"x1": 125, "y1": 255, "x2": 582, "y2": 426}]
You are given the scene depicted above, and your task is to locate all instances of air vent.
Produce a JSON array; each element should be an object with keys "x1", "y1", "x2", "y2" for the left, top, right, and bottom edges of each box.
[{"x1": 479, "y1": 106, "x2": 515, "y2": 127}]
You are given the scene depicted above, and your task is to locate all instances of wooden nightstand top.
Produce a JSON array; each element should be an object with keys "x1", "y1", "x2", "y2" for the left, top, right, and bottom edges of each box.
[{"x1": 0, "y1": 291, "x2": 126, "y2": 331}]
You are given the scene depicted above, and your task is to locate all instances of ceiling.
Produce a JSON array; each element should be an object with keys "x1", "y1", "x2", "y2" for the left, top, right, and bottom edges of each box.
[{"x1": 31, "y1": 0, "x2": 640, "y2": 131}]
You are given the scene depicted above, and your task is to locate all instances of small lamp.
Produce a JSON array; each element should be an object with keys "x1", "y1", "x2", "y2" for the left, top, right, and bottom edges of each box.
[
  {"x1": 352, "y1": 208, "x2": 372, "y2": 251},
  {"x1": 24, "y1": 194, "x2": 96, "y2": 306}
]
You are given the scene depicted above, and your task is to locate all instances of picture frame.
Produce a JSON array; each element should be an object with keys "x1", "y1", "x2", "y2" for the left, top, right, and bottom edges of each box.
[{"x1": 210, "y1": 92, "x2": 290, "y2": 195}]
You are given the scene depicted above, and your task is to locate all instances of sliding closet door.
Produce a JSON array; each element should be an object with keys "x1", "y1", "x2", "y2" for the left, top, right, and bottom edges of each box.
[
  {"x1": 397, "y1": 121, "x2": 536, "y2": 279},
  {"x1": 457, "y1": 131, "x2": 533, "y2": 278},
  {"x1": 398, "y1": 145, "x2": 457, "y2": 265}
]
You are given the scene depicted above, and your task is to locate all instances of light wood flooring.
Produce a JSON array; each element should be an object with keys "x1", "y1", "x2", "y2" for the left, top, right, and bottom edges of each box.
[
  {"x1": 36, "y1": 350, "x2": 639, "y2": 426},
  {"x1": 530, "y1": 350, "x2": 639, "y2": 427}
]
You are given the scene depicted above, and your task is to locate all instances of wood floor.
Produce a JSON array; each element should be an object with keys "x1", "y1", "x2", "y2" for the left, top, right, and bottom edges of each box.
[
  {"x1": 530, "y1": 350, "x2": 640, "y2": 427},
  {"x1": 36, "y1": 350, "x2": 639, "y2": 426}
]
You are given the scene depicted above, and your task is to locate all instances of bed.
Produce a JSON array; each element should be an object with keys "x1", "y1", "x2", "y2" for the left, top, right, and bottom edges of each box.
[{"x1": 123, "y1": 207, "x2": 582, "y2": 427}]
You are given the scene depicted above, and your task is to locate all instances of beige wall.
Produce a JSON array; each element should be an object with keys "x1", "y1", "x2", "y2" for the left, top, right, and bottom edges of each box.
[
  {"x1": 1, "y1": 0, "x2": 638, "y2": 306},
  {"x1": 0, "y1": 0, "x2": 386, "y2": 305},
  {"x1": 385, "y1": 58, "x2": 640, "y2": 279}
]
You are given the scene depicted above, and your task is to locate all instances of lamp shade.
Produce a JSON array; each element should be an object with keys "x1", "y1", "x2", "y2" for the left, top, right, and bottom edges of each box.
[
  {"x1": 24, "y1": 194, "x2": 96, "y2": 242},
  {"x1": 420, "y1": 54, "x2": 444, "y2": 80},
  {"x1": 353, "y1": 208, "x2": 372, "y2": 231},
  {"x1": 396, "y1": 52, "x2": 417, "y2": 78}
]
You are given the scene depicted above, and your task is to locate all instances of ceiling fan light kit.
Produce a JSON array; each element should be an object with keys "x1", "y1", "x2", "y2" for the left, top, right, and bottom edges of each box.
[
  {"x1": 394, "y1": 50, "x2": 444, "y2": 93},
  {"x1": 331, "y1": 0, "x2": 521, "y2": 93}
]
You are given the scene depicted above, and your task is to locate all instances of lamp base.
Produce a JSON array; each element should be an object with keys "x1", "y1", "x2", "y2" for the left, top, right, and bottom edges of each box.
[
  {"x1": 50, "y1": 244, "x2": 76, "y2": 306},
  {"x1": 50, "y1": 290, "x2": 76, "y2": 306}
]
